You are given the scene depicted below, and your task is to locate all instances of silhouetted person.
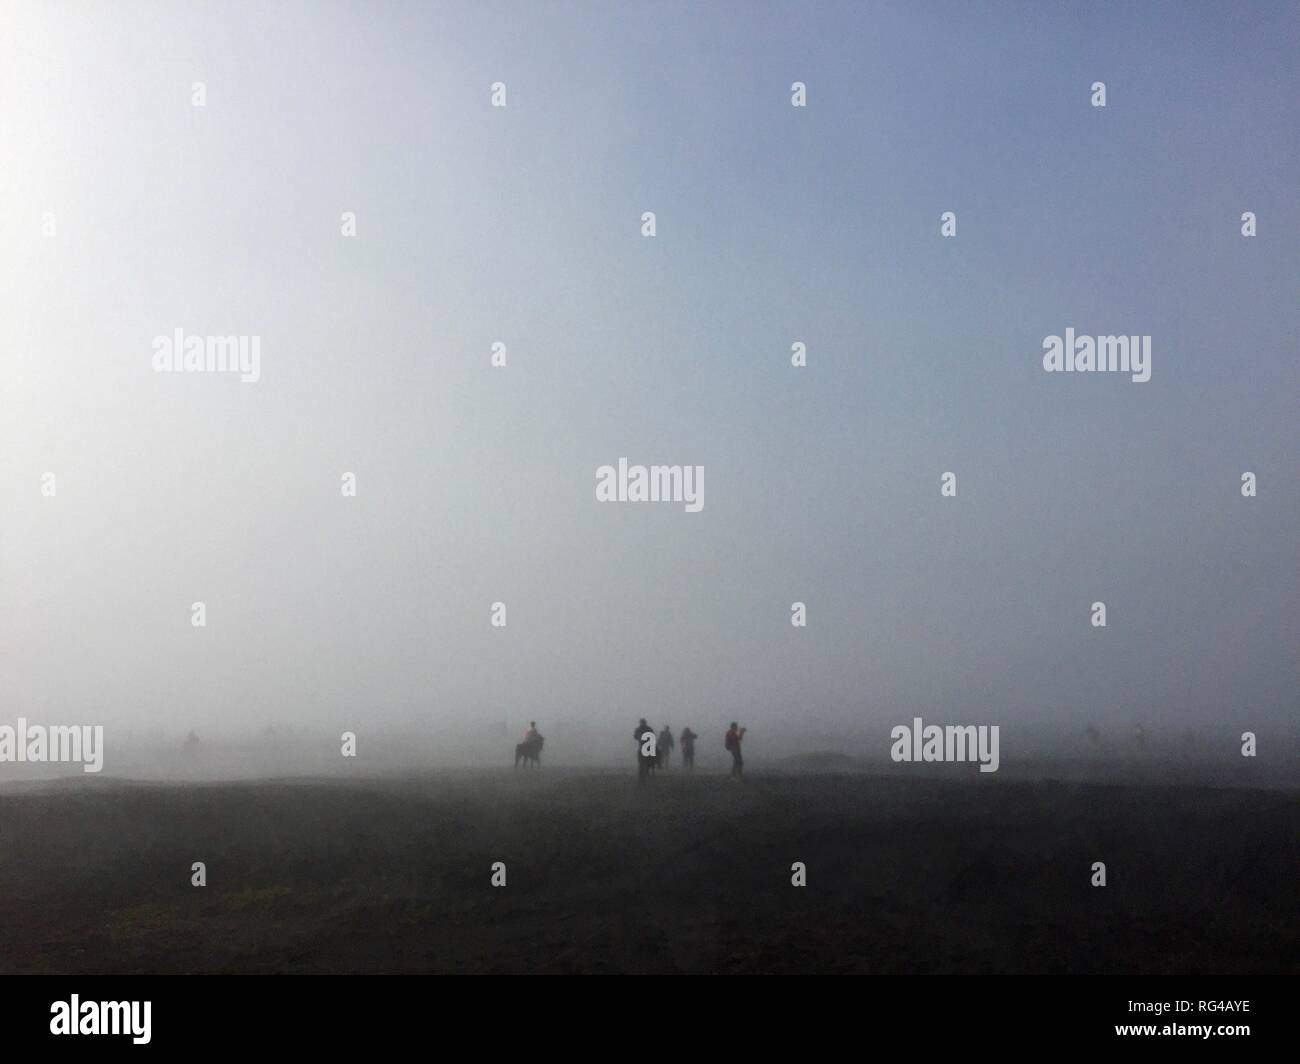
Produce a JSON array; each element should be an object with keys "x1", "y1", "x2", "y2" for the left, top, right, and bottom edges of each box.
[
  {"x1": 635, "y1": 718, "x2": 657, "y2": 782},
  {"x1": 515, "y1": 721, "x2": 544, "y2": 768},
  {"x1": 679, "y1": 727, "x2": 698, "y2": 768},
  {"x1": 725, "y1": 722, "x2": 746, "y2": 778},
  {"x1": 657, "y1": 725, "x2": 675, "y2": 767}
]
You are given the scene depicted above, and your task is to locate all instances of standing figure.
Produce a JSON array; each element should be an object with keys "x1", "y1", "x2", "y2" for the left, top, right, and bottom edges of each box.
[
  {"x1": 679, "y1": 727, "x2": 697, "y2": 769},
  {"x1": 724, "y1": 722, "x2": 747, "y2": 778},
  {"x1": 657, "y1": 724, "x2": 675, "y2": 768},
  {"x1": 635, "y1": 718, "x2": 657, "y2": 782}
]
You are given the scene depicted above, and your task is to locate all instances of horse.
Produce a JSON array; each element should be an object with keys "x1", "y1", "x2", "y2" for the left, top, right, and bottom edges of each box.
[{"x1": 514, "y1": 736, "x2": 544, "y2": 768}]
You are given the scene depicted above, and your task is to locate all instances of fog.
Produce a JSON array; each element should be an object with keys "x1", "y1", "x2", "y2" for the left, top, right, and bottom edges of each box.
[{"x1": 2, "y1": 2, "x2": 1296, "y2": 784}]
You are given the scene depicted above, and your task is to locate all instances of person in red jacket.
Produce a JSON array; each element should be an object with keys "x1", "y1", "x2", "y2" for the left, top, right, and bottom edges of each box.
[{"x1": 724, "y1": 722, "x2": 747, "y2": 778}]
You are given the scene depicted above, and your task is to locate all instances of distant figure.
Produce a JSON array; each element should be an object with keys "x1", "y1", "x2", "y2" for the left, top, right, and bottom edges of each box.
[
  {"x1": 679, "y1": 727, "x2": 698, "y2": 769},
  {"x1": 515, "y1": 721, "x2": 544, "y2": 769},
  {"x1": 657, "y1": 725, "x2": 675, "y2": 768},
  {"x1": 724, "y1": 722, "x2": 747, "y2": 778},
  {"x1": 635, "y1": 718, "x2": 657, "y2": 782}
]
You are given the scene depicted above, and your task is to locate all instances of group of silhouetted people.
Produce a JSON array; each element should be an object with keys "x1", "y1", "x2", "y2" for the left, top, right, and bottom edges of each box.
[
  {"x1": 634, "y1": 718, "x2": 745, "y2": 781},
  {"x1": 513, "y1": 718, "x2": 747, "y2": 779}
]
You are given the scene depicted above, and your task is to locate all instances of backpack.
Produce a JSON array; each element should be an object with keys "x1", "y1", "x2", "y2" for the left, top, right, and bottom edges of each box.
[{"x1": 724, "y1": 730, "x2": 736, "y2": 751}]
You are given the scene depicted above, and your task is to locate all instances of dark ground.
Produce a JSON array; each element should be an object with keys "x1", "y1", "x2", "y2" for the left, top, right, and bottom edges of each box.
[{"x1": 0, "y1": 770, "x2": 1294, "y2": 973}]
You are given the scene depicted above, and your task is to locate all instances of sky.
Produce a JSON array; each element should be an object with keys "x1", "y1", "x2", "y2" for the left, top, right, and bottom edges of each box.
[{"x1": 1, "y1": 1, "x2": 1296, "y2": 757}]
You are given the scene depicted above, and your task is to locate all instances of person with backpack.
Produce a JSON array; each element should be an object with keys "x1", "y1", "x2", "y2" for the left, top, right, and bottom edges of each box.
[{"x1": 724, "y1": 722, "x2": 746, "y2": 778}]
